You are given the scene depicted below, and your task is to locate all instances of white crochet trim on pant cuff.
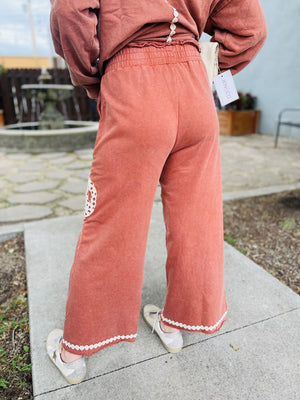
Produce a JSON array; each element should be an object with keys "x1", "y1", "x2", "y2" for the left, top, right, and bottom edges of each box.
[
  {"x1": 161, "y1": 310, "x2": 227, "y2": 332},
  {"x1": 62, "y1": 333, "x2": 137, "y2": 352}
]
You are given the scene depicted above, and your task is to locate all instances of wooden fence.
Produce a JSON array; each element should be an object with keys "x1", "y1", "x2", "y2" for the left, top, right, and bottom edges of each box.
[{"x1": 0, "y1": 69, "x2": 99, "y2": 125}]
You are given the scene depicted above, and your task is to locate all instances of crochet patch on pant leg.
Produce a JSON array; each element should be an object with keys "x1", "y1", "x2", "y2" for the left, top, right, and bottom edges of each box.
[{"x1": 84, "y1": 178, "x2": 97, "y2": 218}]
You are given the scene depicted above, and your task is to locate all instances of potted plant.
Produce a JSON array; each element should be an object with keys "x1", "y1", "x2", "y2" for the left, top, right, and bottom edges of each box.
[{"x1": 214, "y1": 91, "x2": 260, "y2": 136}]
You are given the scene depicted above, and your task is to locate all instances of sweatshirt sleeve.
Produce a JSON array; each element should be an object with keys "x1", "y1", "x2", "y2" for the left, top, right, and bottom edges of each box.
[
  {"x1": 204, "y1": 0, "x2": 267, "y2": 75},
  {"x1": 50, "y1": 0, "x2": 101, "y2": 99}
]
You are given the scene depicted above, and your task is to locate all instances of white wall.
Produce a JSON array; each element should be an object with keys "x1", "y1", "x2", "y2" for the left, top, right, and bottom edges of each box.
[
  {"x1": 233, "y1": 0, "x2": 300, "y2": 136},
  {"x1": 202, "y1": 0, "x2": 300, "y2": 137}
]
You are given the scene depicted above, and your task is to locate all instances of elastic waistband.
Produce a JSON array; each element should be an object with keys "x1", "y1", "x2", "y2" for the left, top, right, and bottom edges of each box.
[{"x1": 105, "y1": 42, "x2": 200, "y2": 73}]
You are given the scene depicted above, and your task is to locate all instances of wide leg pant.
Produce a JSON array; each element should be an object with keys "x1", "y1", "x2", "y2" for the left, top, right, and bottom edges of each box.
[{"x1": 62, "y1": 43, "x2": 227, "y2": 356}]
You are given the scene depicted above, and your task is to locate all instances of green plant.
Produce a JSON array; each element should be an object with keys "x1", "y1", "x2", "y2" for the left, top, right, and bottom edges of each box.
[
  {"x1": 0, "y1": 378, "x2": 9, "y2": 389},
  {"x1": 224, "y1": 233, "x2": 238, "y2": 246},
  {"x1": 214, "y1": 91, "x2": 257, "y2": 110},
  {"x1": 0, "y1": 295, "x2": 31, "y2": 394},
  {"x1": 0, "y1": 65, "x2": 7, "y2": 75},
  {"x1": 224, "y1": 233, "x2": 247, "y2": 255},
  {"x1": 228, "y1": 92, "x2": 257, "y2": 110},
  {"x1": 279, "y1": 217, "x2": 296, "y2": 230},
  {"x1": 0, "y1": 235, "x2": 32, "y2": 398}
]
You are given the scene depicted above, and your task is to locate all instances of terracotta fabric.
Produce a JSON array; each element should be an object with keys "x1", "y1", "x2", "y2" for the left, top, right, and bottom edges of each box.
[
  {"x1": 50, "y1": 0, "x2": 267, "y2": 98},
  {"x1": 61, "y1": 43, "x2": 227, "y2": 356}
]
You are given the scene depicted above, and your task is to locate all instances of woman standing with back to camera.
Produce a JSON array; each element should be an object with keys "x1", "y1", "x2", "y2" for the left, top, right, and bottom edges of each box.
[{"x1": 48, "y1": 0, "x2": 266, "y2": 384}]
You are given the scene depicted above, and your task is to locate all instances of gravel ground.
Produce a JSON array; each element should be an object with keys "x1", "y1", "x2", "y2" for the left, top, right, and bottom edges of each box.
[
  {"x1": 223, "y1": 189, "x2": 300, "y2": 295},
  {"x1": 0, "y1": 235, "x2": 32, "y2": 400}
]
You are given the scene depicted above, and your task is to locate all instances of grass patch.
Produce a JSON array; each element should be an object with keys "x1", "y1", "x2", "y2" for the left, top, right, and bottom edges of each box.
[
  {"x1": 0, "y1": 235, "x2": 33, "y2": 399},
  {"x1": 0, "y1": 295, "x2": 32, "y2": 398},
  {"x1": 279, "y1": 217, "x2": 296, "y2": 230},
  {"x1": 224, "y1": 233, "x2": 247, "y2": 255},
  {"x1": 224, "y1": 233, "x2": 238, "y2": 246}
]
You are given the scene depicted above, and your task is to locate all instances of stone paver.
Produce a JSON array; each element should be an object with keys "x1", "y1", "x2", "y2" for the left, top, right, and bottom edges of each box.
[
  {"x1": 49, "y1": 155, "x2": 76, "y2": 165},
  {"x1": 40, "y1": 152, "x2": 68, "y2": 159},
  {"x1": 292, "y1": 160, "x2": 300, "y2": 167},
  {"x1": 58, "y1": 195, "x2": 85, "y2": 211},
  {"x1": 59, "y1": 180, "x2": 87, "y2": 194},
  {"x1": 0, "y1": 168, "x2": 12, "y2": 176},
  {"x1": 5, "y1": 153, "x2": 32, "y2": 161},
  {"x1": 14, "y1": 180, "x2": 59, "y2": 193},
  {"x1": 7, "y1": 172, "x2": 40, "y2": 184},
  {"x1": 22, "y1": 162, "x2": 47, "y2": 171},
  {"x1": 7, "y1": 192, "x2": 62, "y2": 205},
  {"x1": 0, "y1": 167, "x2": 12, "y2": 176},
  {"x1": 74, "y1": 149, "x2": 94, "y2": 156},
  {"x1": 45, "y1": 170, "x2": 72, "y2": 180},
  {"x1": 0, "y1": 134, "x2": 299, "y2": 224},
  {"x1": 219, "y1": 134, "x2": 300, "y2": 192},
  {"x1": 70, "y1": 169, "x2": 90, "y2": 180},
  {"x1": 76, "y1": 153, "x2": 93, "y2": 161},
  {"x1": 66, "y1": 161, "x2": 92, "y2": 170},
  {"x1": 0, "y1": 205, "x2": 52, "y2": 223},
  {"x1": 0, "y1": 160, "x2": 14, "y2": 169}
]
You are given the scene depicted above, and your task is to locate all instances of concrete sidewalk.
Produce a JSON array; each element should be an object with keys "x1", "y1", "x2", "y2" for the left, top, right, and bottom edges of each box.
[{"x1": 25, "y1": 202, "x2": 300, "y2": 400}]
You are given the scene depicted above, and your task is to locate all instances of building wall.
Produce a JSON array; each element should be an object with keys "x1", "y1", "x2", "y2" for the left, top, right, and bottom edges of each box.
[
  {"x1": 0, "y1": 56, "x2": 65, "y2": 70},
  {"x1": 202, "y1": 0, "x2": 300, "y2": 137},
  {"x1": 233, "y1": 0, "x2": 300, "y2": 137}
]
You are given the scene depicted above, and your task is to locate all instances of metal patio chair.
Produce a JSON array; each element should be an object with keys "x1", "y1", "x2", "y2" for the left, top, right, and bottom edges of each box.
[{"x1": 274, "y1": 108, "x2": 300, "y2": 147}]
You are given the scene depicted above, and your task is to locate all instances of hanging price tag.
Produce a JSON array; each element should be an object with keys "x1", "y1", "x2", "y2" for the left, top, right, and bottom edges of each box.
[{"x1": 213, "y1": 70, "x2": 239, "y2": 107}]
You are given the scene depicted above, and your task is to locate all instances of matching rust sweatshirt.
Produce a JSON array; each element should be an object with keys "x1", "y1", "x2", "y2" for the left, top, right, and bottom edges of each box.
[{"x1": 50, "y1": 0, "x2": 267, "y2": 99}]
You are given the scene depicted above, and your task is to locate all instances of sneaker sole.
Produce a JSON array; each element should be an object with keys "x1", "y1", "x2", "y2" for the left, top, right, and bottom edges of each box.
[
  {"x1": 143, "y1": 304, "x2": 182, "y2": 354},
  {"x1": 46, "y1": 329, "x2": 86, "y2": 385},
  {"x1": 48, "y1": 354, "x2": 86, "y2": 385}
]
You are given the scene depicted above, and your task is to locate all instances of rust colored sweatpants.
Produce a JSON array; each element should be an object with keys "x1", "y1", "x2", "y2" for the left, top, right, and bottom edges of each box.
[{"x1": 62, "y1": 43, "x2": 227, "y2": 356}]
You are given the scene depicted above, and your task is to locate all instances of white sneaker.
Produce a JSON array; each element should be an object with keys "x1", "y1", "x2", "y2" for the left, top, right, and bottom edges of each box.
[
  {"x1": 46, "y1": 329, "x2": 86, "y2": 385},
  {"x1": 143, "y1": 304, "x2": 183, "y2": 353}
]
